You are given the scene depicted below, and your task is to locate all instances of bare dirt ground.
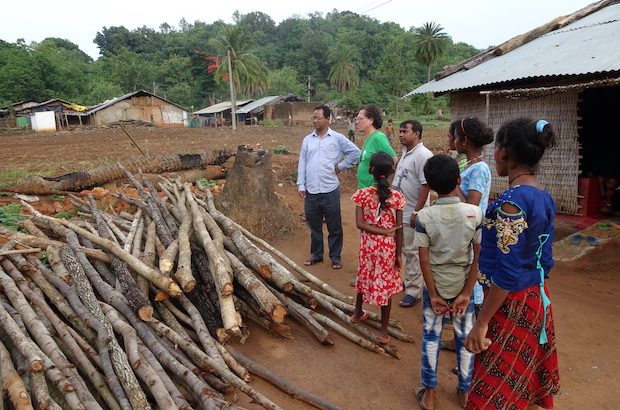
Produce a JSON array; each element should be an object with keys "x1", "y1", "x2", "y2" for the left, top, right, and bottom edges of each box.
[{"x1": 1, "y1": 125, "x2": 618, "y2": 409}]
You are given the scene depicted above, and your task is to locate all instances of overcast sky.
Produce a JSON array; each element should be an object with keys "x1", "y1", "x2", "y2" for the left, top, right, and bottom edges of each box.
[{"x1": 1, "y1": 0, "x2": 595, "y2": 59}]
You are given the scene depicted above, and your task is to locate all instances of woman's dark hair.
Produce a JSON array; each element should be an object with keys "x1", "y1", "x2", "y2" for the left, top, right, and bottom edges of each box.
[
  {"x1": 449, "y1": 120, "x2": 459, "y2": 138},
  {"x1": 423, "y1": 154, "x2": 460, "y2": 195},
  {"x1": 454, "y1": 117, "x2": 494, "y2": 147},
  {"x1": 362, "y1": 104, "x2": 383, "y2": 129},
  {"x1": 370, "y1": 151, "x2": 394, "y2": 212},
  {"x1": 495, "y1": 118, "x2": 556, "y2": 168}
]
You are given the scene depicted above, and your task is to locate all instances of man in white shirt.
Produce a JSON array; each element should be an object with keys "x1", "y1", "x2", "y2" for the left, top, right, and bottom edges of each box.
[
  {"x1": 297, "y1": 105, "x2": 360, "y2": 269},
  {"x1": 391, "y1": 120, "x2": 433, "y2": 307}
]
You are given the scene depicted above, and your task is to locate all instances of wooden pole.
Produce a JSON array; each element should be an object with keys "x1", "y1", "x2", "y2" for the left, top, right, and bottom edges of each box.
[
  {"x1": 227, "y1": 50, "x2": 237, "y2": 131},
  {"x1": 480, "y1": 91, "x2": 491, "y2": 125}
]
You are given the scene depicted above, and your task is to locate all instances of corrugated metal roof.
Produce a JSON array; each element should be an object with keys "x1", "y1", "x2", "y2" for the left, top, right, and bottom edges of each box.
[
  {"x1": 193, "y1": 99, "x2": 253, "y2": 115},
  {"x1": 87, "y1": 90, "x2": 187, "y2": 115},
  {"x1": 235, "y1": 96, "x2": 281, "y2": 114},
  {"x1": 407, "y1": 2, "x2": 620, "y2": 95}
]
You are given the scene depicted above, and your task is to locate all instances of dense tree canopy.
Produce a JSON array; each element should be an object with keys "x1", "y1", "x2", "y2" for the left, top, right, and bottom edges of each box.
[{"x1": 0, "y1": 10, "x2": 480, "y2": 112}]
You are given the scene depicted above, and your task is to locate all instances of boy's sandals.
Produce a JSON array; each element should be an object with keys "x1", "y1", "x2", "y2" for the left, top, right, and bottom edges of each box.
[
  {"x1": 399, "y1": 294, "x2": 420, "y2": 308},
  {"x1": 349, "y1": 310, "x2": 368, "y2": 323}
]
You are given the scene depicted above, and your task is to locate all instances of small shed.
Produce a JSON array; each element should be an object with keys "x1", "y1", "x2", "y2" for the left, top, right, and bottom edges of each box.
[
  {"x1": 265, "y1": 95, "x2": 313, "y2": 126},
  {"x1": 16, "y1": 99, "x2": 89, "y2": 130},
  {"x1": 1, "y1": 100, "x2": 39, "y2": 128},
  {"x1": 405, "y1": 0, "x2": 620, "y2": 216},
  {"x1": 86, "y1": 90, "x2": 188, "y2": 127},
  {"x1": 235, "y1": 96, "x2": 282, "y2": 124},
  {"x1": 193, "y1": 100, "x2": 253, "y2": 126}
]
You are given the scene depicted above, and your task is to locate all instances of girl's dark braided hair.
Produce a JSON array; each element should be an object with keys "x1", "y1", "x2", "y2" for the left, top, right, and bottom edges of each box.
[
  {"x1": 495, "y1": 118, "x2": 556, "y2": 169},
  {"x1": 370, "y1": 151, "x2": 395, "y2": 212}
]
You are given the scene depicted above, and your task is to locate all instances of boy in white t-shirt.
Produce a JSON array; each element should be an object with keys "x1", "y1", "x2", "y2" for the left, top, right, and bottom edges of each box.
[{"x1": 413, "y1": 154, "x2": 483, "y2": 410}]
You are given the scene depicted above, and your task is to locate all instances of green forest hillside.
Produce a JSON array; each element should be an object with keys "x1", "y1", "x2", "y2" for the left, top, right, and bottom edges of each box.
[{"x1": 0, "y1": 10, "x2": 481, "y2": 113}]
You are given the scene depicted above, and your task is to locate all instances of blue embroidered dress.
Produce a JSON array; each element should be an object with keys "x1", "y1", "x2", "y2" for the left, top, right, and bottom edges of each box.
[
  {"x1": 468, "y1": 184, "x2": 560, "y2": 409},
  {"x1": 479, "y1": 185, "x2": 554, "y2": 294}
]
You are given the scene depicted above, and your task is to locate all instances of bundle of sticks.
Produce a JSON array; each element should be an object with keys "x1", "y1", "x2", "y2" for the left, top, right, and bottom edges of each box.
[{"x1": 0, "y1": 165, "x2": 413, "y2": 410}]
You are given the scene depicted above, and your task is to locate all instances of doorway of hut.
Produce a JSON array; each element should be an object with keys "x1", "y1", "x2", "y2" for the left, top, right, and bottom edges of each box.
[{"x1": 578, "y1": 86, "x2": 620, "y2": 217}]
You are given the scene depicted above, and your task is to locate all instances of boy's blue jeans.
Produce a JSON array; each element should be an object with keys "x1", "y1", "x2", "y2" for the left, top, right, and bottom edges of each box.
[{"x1": 421, "y1": 287, "x2": 475, "y2": 392}]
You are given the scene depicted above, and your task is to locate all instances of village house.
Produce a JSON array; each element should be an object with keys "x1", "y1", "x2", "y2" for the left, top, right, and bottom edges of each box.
[
  {"x1": 86, "y1": 90, "x2": 188, "y2": 127},
  {"x1": 406, "y1": 0, "x2": 620, "y2": 216}
]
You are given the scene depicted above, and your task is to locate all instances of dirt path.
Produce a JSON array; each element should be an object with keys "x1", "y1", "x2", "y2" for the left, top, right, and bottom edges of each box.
[{"x1": 1, "y1": 126, "x2": 618, "y2": 409}]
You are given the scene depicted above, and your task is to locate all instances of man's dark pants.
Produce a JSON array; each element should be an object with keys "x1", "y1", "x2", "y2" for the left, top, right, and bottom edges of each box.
[{"x1": 304, "y1": 187, "x2": 343, "y2": 263}]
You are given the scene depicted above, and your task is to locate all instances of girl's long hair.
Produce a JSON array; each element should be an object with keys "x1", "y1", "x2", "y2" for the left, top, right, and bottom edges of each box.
[{"x1": 370, "y1": 151, "x2": 395, "y2": 212}]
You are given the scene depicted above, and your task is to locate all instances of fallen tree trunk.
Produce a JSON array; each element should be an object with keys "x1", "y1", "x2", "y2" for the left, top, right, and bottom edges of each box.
[{"x1": 9, "y1": 150, "x2": 234, "y2": 194}]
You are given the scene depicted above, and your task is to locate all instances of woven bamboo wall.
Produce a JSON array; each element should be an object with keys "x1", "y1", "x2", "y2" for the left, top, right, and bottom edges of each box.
[{"x1": 451, "y1": 91, "x2": 580, "y2": 214}]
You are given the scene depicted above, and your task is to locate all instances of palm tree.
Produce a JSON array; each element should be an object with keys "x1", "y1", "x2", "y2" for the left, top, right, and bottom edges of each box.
[
  {"x1": 210, "y1": 25, "x2": 269, "y2": 96},
  {"x1": 328, "y1": 45, "x2": 360, "y2": 93},
  {"x1": 412, "y1": 22, "x2": 449, "y2": 82}
]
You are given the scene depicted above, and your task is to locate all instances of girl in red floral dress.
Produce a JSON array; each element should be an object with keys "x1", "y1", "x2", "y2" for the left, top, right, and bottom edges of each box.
[{"x1": 350, "y1": 151, "x2": 406, "y2": 344}]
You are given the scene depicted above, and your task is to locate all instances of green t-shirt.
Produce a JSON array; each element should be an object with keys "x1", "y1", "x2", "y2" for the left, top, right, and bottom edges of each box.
[{"x1": 356, "y1": 130, "x2": 397, "y2": 188}]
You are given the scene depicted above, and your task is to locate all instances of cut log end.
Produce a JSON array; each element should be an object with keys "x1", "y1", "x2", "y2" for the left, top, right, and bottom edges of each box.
[
  {"x1": 154, "y1": 291, "x2": 169, "y2": 302},
  {"x1": 271, "y1": 305, "x2": 287, "y2": 324},
  {"x1": 167, "y1": 282, "x2": 183, "y2": 297},
  {"x1": 259, "y1": 265, "x2": 272, "y2": 279},
  {"x1": 180, "y1": 279, "x2": 196, "y2": 293},
  {"x1": 322, "y1": 336, "x2": 335, "y2": 346},
  {"x1": 159, "y1": 260, "x2": 174, "y2": 275},
  {"x1": 138, "y1": 305, "x2": 154, "y2": 322},
  {"x1": 29, "y1": 360, "x2": 44, "y2": 373},
  {"x1": 216, "y1": 328, "x2": 230, "y2": 344},
  {"x1": 281, "y1": 282, "x2": 294, "y2": 293},
  {"x1": 221, "y1": 283, "x2": 234, "y2": 296}
]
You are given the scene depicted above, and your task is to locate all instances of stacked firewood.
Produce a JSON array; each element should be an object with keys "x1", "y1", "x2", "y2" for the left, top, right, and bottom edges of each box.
[{"x1": 0, "y1": 165, "x2": 413, "y2": 410}]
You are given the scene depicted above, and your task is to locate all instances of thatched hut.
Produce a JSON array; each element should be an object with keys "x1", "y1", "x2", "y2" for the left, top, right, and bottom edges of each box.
[{"x1": 406, "y1": 0, "x2": 620, "y2": 216}]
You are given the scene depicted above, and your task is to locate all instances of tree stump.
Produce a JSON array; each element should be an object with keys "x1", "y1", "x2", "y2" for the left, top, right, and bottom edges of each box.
[{"x1": 217, "y1": 145, "x2": 300, "y2": 238}]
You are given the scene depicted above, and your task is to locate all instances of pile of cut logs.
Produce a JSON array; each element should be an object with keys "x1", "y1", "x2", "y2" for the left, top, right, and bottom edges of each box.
[{"x1": 0, "y1": 164, "x2": 413, "y2": 410}]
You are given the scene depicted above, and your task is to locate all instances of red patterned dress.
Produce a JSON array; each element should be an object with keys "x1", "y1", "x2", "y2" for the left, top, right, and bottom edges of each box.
[{"x1": 352, "y1": 187, "x2": 406, "y2": 306}]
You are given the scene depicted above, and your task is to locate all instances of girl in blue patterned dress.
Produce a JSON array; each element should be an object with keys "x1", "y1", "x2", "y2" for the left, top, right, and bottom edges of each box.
[
  {"x1": 454, "y1": 117, "x2": 495, "y2": 314},
  {"x1": 465, "y1": 118, "x2": 560, "y2": 409}
]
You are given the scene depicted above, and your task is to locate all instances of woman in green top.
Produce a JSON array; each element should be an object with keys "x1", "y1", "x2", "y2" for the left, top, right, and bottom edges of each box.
[{"x1": 355, "y1": 104, "x2": 397, "y2": 188}]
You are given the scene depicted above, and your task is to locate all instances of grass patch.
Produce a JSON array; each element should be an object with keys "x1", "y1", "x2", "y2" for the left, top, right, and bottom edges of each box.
[
  {"x1": 259, "y1": 119, "x2": 284, "y2": 127},
  {"x1": 272, "y1": 145, "x2": 289, "y2": 155},
  {"x1": 0, "y1": 168, "x2": 55, "y2": 188},
  {"x1": 196, "y1": 178, "x2": 217, "y2": 189},
  {"x1": 39, "y1": 253, "x2": 51, "y2": 269},
  {"x1": 54, "y1": 210, "x2": 75, "y2": 219},
  {"x1": 0, "y1": 203, "x2": 26, "y2": 231},
  {"x1": 50, "y1": 194, "x2": 65, "y2": 202}
]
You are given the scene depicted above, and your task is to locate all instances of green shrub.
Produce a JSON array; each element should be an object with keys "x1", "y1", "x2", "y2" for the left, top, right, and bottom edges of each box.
[
  {"x1": 196, "y1": 178, "x2": 217, "y2": 188},
  {"x1": 0, "y1": 203, "x2": 25, "y2": 231},
  {"x1": 259, "y1": 119, "x2": 284, "y2": 127},
  {"x1": 272, "y1": 145, "x2": 289, "y2": 155},
  {"x1": 50, "y1": 194, "x2": 65, "y2": 202},
  {"x1": 54, "y1": 210, "x2": 75, "y2": 219}
]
